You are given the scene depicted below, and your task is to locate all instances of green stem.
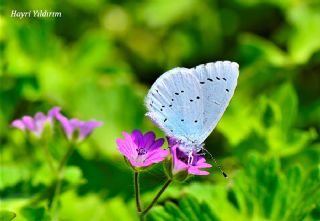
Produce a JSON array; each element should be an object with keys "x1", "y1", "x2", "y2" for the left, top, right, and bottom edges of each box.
[
  {"x1": 58, "y1": 143, "x2": 75, "y2": 172},
  {"x1": 50, "y1": 143, "x2": 75, "y2": 220},
  {"x1": 141, "y1": 179, "x2": 172, "y2": 217},
  {"x1": 134, "y1": 171, "x2": 142, "y2": 213},
  {"x1": 42, "y1": 143, "x2": 56, "y2": 175}
]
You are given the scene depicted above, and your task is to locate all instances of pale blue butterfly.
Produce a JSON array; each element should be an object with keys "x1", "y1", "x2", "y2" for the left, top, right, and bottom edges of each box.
[{"x1": 145, "y1": 61, "x2": 239, "y2": 174}]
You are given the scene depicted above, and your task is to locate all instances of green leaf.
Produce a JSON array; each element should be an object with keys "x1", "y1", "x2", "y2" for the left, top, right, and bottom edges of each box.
[
  {"x1": 288, "y1": 6, "x2": 320, "y2": 64},
  {"x1": 0, "y1": 211, "x2": 16, "y2": 221},
  {"x1": 64, "y1": 166, "x2": 84, "y2": 185},
  {"x1": 272, "y1": 83, "x2": 298, "y2": 132},
  {"x1": 0, "y1": 166, "x2": 30, "y2": 190},
  {"x1": 20, "y1": 207, "x2": 50, "y2": 221}
]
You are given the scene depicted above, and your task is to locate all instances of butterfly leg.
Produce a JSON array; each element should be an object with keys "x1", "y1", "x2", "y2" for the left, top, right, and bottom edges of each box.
[{"x1": 187, "y1": 151, "x2": 194, "y2": 165}]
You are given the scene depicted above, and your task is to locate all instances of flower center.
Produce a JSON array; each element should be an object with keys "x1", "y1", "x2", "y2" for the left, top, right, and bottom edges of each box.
[{"x1": 136, "y1": 148, "x2": 146, "y2": 156}]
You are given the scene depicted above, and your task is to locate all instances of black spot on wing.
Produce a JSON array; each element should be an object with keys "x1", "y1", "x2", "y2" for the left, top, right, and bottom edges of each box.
[
  {"x1": 226, "y1": 89, "x2": 229, "y2": 92},
  {"x1": 207, "y1": 78, "x2": 213, "y2": 82}
]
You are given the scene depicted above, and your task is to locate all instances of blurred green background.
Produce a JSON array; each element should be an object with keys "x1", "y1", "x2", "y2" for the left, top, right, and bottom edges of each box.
[{"x1": 1, "y1": 0, "x2": 320, "y2": 220}]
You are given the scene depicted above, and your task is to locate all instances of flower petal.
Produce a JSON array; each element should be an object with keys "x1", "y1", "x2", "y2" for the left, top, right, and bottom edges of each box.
[
  {"x1": 122, "y1": 131, "x2": 138, "y2": 157},
  {"x1": 48, "y1": 106, "x2": 61, "y2": 118},
  {"x1": 131, "y1": 130, "x2": 143, "y2": 148},
  {"x1": 78, "y1": 121, "x2": 103, "y2": 141},
  {"x1": 142, "y1": 131, "x2": 156, "y2": 150},
  {"x1": 188, "y1": 167, "x2": 210, "y2": 176},
  {"x1": 116, "y1": 138, "x2": 136, "y2": 159},
  {"x1": 148, "y1": 138, "x2": 165, "y2": 151},
  {"x1": 55, "y1": 113, "x2": 74, "y2": 139},
  {"x1": 11, "y1": 119, "x2": 25, "y2": 130},
  {"x1": 21, "y1": 116, "x2": 35, "y2": 131}
]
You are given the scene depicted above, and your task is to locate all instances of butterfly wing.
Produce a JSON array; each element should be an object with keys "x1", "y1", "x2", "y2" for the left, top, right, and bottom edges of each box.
[
  {"x1": 191, "y1": 61, "x2": 239, "y2": 143},
  {"x1": 145, "y1": 61, "x2": 239, "y2": 145},
  {"x1": 145, "y1": 68, "x2": 203, "y2": 144}
]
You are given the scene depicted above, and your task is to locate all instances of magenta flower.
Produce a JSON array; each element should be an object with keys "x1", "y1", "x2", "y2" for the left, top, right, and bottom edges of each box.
[
  {"x1": 116, "y1": 130, "x2": 169, "y2": 168},
  {"x1": 53, "y1": 108, "x2": 103, "y2": 142},
  {"x1": 169, "y1": 138, "x2": 212, "y2": 176},
  {"x1": 11, "y1": 107, "x2": 59, "y2": 137}
]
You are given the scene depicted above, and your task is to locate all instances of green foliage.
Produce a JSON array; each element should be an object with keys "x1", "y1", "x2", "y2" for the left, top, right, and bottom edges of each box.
[
  {"x1": 1, "y1": 0, "x2": 320, "y2": 220},
  {"x1": 20, "y1": 207, "x2": 50, "y2": 221},
  {"x1": 150, "y1": 155, "x2": 320, "y2": 221},
  {"x1": 149, "y1": 195, "x2": 219, "y2": 221},
  {"x1": 0, "y1": 211, "x2": 16, "y2": 221}
]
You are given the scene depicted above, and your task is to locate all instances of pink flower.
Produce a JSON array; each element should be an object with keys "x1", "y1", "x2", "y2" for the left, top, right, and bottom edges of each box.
[
  {"x1": 53, "y1": 108, "x2": 103, "y2": 142},
  {"x1": 11, "y1": 107, "x2": 58, "y2": 137},
  {"x1": 116, "y1": 130, "x2": 169, "y2": 168},
  {"x1": 169, "y1": 138, "x2": 212, "y2": 176}
]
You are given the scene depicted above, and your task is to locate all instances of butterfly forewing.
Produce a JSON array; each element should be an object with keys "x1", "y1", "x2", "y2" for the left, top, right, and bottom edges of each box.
[{"x1": 191, "y1": 61, "x2": 239, "y2": 143}]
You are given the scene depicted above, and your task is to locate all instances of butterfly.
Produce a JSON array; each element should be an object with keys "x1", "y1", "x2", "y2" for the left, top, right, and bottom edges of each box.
[{"x1": 145, "y1": 61, "x2": 239, "y2": 154}]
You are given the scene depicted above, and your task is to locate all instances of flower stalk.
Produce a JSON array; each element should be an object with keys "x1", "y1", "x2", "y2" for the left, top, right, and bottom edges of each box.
[
  {"x1": 140, "y1": 179, "x2": 172, "y2": 218},
  {"x1": 50, "y1": 143, "x2": 76, "y2": 221},
  {"x1": 134, "y1": 171, "x2": 142, "y2": 213},
  {"x1": 42, "y1": 142, "x2": 56, "y2": 175}
]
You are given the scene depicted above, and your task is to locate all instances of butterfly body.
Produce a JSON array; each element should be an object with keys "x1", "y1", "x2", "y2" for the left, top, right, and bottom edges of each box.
[{"x1": 145, "y1": 61, "x2": 239, "y2": 153}]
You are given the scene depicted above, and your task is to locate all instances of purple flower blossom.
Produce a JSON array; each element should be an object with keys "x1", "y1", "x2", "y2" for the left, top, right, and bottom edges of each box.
[
  {"x1": 169, "y1": 138, "x2": 212, "y2": 176},
  {"x1": 53, "y1": 108, "x2": 103, "y2": 142},
  {"x1": 116, "y1": 130, "x2": 169, "y2": 168},
  {"x1": 11, "y1": 107, "x2": 59, "y2": 137}
]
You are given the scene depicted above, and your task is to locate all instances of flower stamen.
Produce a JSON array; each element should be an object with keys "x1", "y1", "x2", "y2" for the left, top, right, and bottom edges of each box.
[{"x1": 136, "y1": 148, "x2": 146, "y2": 156}]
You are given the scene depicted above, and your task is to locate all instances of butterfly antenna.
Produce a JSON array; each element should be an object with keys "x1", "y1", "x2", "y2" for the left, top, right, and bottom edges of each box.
[{"x1": 202, "y1": 147, "x2": 228, "y2": 178}]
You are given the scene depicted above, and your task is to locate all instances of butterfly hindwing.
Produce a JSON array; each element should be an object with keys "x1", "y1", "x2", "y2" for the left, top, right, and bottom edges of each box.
[{"x1": 145, "y1": 68, "x2": 203, "y2": 143}]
